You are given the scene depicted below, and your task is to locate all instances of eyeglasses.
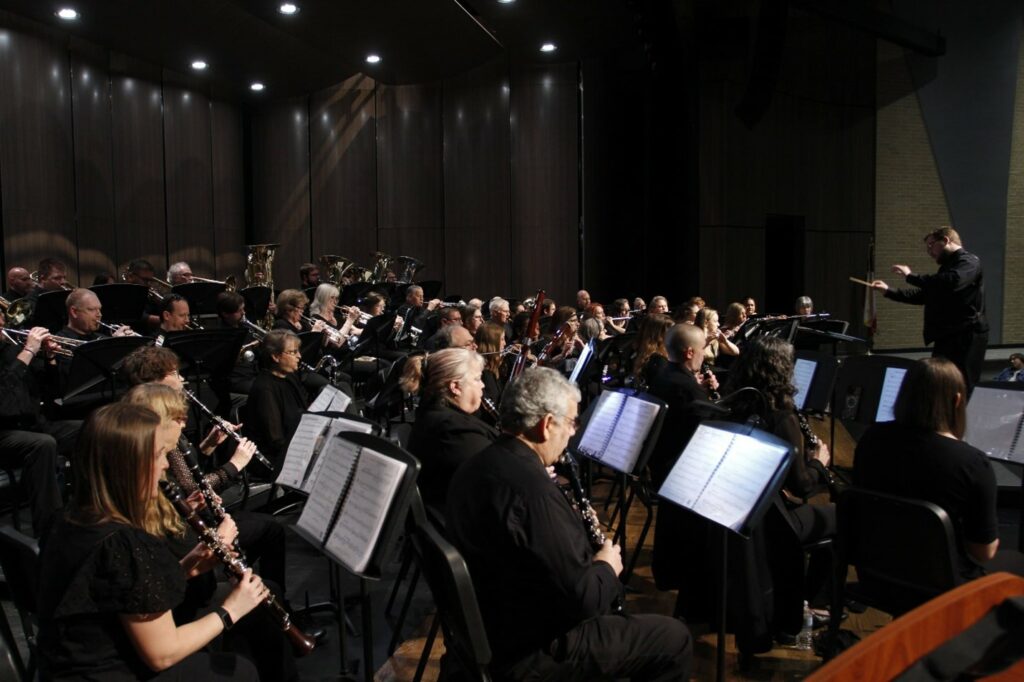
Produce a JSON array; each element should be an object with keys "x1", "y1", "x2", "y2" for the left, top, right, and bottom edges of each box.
[
  {"x1": 282, "y1": 349, "x2": 302, "y2": 356},
  {"x1": 552, "y1": 413, "x2": 580, "y2": 429}
]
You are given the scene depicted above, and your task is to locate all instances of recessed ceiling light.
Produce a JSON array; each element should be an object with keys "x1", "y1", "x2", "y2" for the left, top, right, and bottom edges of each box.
[
  {"x1": 278, "y1": 3, "x2": 299, "y2": 14},
  {"x1": 497, "y1": 0, "x2": 515, "y2": 4},
  {"x1": 250, "y1": 81, "x2": 265, "y2": 92},
  {"x1": 540, "y1": 42, "x2": 557, "y2": 53},
  {"x1": 365, "y1": 54, "x2": 381, "y2": 64},
  {"x1": 191, "y1": 60, "x2": 208, "y2": 71},
  {"x1": 55, "y1": 7, "x2": 79, "y2": 20}
]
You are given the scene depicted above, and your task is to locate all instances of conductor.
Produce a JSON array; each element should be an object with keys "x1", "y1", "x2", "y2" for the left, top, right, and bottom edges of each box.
[{"x1": 871, "y1": 226, "x2": 988, "y2": 393}]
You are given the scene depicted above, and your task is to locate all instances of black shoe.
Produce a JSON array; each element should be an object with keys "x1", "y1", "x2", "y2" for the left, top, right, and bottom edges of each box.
[{"x1": 774, "y1": 631, "x2": 798, "y2": 646}]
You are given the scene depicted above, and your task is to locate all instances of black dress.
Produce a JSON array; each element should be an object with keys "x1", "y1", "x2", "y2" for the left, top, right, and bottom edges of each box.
[
  {"x1": 245, "y1": 371, "x2": 309, "y2": 471},
  {"x1": 406, "y1": 404, "x2": 497, "y2": 507}
]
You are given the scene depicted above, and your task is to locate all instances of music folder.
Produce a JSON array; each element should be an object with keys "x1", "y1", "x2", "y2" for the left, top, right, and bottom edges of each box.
[
  {"x1": 276, "y1": 413, "x2": 376, "y2": 493},
  {"x1": 657, "y1": 421, "x2": 794, "y2": 537},
  {"x1": 571, "y1": 387, "x2": 667, "y2": 475},
  {"x1": 965, "y1": 383, "x2": 1024, "y2": 464}
]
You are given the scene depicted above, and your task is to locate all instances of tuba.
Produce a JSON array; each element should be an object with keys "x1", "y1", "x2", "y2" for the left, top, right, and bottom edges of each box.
[
  {"x1": 392, "y1": 255, "x2": 424, "y2": 283},
  {"x1": 369, "y1": 251, "x2": 394, "y2": 283},
  {"x1": 244, "y1": 243, "x2": 280, "y2": 289},
  {"x1": 319, "y1": 255, "x2": 355, "y2": 285}
]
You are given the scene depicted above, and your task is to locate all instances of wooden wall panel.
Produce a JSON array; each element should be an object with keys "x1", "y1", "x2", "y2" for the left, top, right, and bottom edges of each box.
[
  {"x1": 69, "y1": 46, "x2": 117, "y2": 283},
  {"x1": 376, "y1": 84, "x2": 445, "y2": 285},
  {"x1": 509, "y1": 62, "x2": 579, "y2": 303},
  {"x1": 805, "y1": 230, "x2": 873, "y2": 336},
  {"x1": 698, "y1": 225, "x2": 765, "y2": 311},
  {"x1": 251, "y1": 97, "x2": 311, "y2": 291},
  {"x1": 110, "y1": 58, "x2": 167, "y2": 274},
  {"x1": 163, "y1": 83, "x2": 215, "y2": 277},
  {"x1": 310, "y1": 75, "x2": 378, "y2": 266},
  {"x1": 211, "y1": 102, "x2": 246, "y2": 280},
  {"x1": 0, "y1": 24, "x2": 77, "y2": 278},
  {"x1": 442, "y1": 59, "x2": 512, "y2": 300}
]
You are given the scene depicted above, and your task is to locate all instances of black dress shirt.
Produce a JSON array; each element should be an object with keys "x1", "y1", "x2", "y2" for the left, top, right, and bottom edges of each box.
[
  {"x1": 246, "y1": 370, "x2": 309, "y2": 469},
  {"x1": 446, "y1": 436, "x2": 621, "y2": 668},
  {"x1": 406, "y1": 404, "x2": 496, "y2": 507},
  {"x1": 646, "y1": 362, "x2": 706, "y2": 486}
]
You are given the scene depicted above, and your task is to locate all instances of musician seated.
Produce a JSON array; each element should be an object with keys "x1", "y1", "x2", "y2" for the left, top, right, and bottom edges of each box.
[
  {"x1": 462, "y1": 303, "x2": 484, "y2": 336},
  {"x1": 695, "y1": 307, "x2": 740, "y2": 365},
  {"x1": 446, "y1": 367, "x2": 692, "y2": 680},
  {"x1": 155, "y1": 294, "x2": 192, "y2": 336},
  {"x1": 60, "y1": 288, "x2": 134, "y2": 340},
  {"x1": 575, "y1": 289, "x2": 591, "y2": 314},
  {"x1": 0, "y1": 315, "x2": 79, "y2": 537},
  {"x1": 3, "y1": 266, "x2": 34, "y2": 301},
  {"x1": 299, "y1": 262, "x2": 320, "y2": 290},
  {"x1": 402, "y1": 348, "x2": 497, "y2": 508},
  {"x1": 92, "y1": 272, "x2": 116, "y2": 285},
  {"x1": 540, "y1": 306, "x2": 583, "y2": 370},
  {"x1": 538, "y1": 297, "x2": 557, "y2": 334},
  {"x1": 476, "y1": 321, "x2": 507, "y2": 404},
  {"x1": 487, "y1": 297, "x2": 513, "y2": 343},
  {"x1": 854, "y1": 357, "x2": 1024, "y2": 579},
  {"x1": 605, "y1": 298, "x2": 631, "y2": 336},
  {"x1": 674, "y1": 301, "x2": 700, "y2": 324},
  {"x1": 36, "y1": 403, "x2": 267, "y2": 681},
  {"x1": 34, "y1": 257, "x2": 70, "y2": 296},
  {"x1": 720, "y1": 302, "x2": 747, "y2": 338},
  {"x1": 272, "y1": 289, "x2": 325, "y2": 335},
  {"x1": 648, "y1": 295, "x2": 669, "y2": 315},
  {"x1": 794, "y1": 295, "x2": 813, "y2": 316},
  {"x1": 631, "y1": 313, "x2": 674, "y2": 390},
  {"x1": 397, "y1": 284, "x2": 441, "y2": 335},
  {"x1": 745, "y1": 296, "x2": 759, "y2": 317},
  {"x1": 245, "y1": 330, "x2": 312, "y2": 474},
  {"x1": 216, "y1": 292, "x2": 258, "y2": 395},
  {"x1": 422, "y1": 307, "x2": 463, "y2": 352},
  {"x1": 168, "y1": 261, "x2": 194, "y2": 285},
  {"x1": 309, "y1": 283, "x2": 359, "y2": 342}
]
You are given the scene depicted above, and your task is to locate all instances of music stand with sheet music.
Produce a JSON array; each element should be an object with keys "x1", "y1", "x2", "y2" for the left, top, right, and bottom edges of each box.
[
  {"x1": 163, "y1": 329, "x2": 246, "y2": 386},
  {"x1": 290, "y1": 431, "x2": 420, "y2": 680},
  {"x1": 832, "y1": 354, "x2": 916, "y2": 440},
  {"x1": 27, "y1": 290, "x2": 72, "y2": 332},
  {"x1": 90, "y1": 283, "x2": 149, "y2": 325},
  {"x1": 657, "y1": 420, "x2": 794, "y2": 682},
  {"x1": 239, "y1": 286, "x2": 274, "y2": 323},
  {"x1": 297, "y1": 331, "x2": 324, "y2": 368},
  {"x1": 340, "y1": 282, "x2": 373, "y2": 307},
  {"x1": 58, "y1": 336, "x2": 153, "y2": 404},
  {"x1": 173, "y1": 281, "x2": 226, "y2": 316}
]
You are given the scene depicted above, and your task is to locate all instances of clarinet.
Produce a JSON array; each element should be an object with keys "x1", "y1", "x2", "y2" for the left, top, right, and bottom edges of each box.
[
  {"x1": 185, "y1": 458, "x2": 247, "y2": 563},
  {"x1": 159, "y1": 479, "x2": 317, "y2": 656},
  {"x1": 701, "y1": 362, "x2": 721, "y2": 401},
  {"x1": 796, "y1": 412, "x2": 842, "y2": 496},
  {"x1": 479, "y1": 397, "x2": 501, "y2": 430},
  {"x1": 182, "y1": 389, "x2": 275, "y2": 471},
  {"x1": 555, "y1": 452, "x2": 624, "y2": 614}
]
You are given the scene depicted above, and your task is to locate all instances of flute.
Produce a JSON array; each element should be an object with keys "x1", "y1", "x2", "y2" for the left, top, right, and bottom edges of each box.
[
  {"x1": 182, "y1": 389, "x2": 274, "y2": 471},
  {"x1": 159, "y1": 479, "x2": 316, "y2": 656}
]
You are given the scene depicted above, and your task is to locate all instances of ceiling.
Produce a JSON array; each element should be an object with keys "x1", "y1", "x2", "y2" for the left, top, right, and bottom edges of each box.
[{"x1": 0, "y1": 0, "x2": 642, "y2": 99}]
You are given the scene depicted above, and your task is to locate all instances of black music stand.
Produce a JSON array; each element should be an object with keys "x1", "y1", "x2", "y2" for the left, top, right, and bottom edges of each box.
[
  {"x1": 832, "y1": 354, "x2": 917, "y2": 440},
  {"x1": 240, "y1": 286, "x2": 273, "y2": 323},
  {"x1": 340, "y1": 283, "x2": 373, "y2": 307},
  {"x1": 303, "y1": 286, "x2": 319, "y2": 302},
  {"x1": 418, "y1": 280, "x2": 442, "y2": 301},
  {"x1": 794, "y1": 321, "x2": 864, "y2": 352},
  {"x1": 29, "y1": 290, "x2": 72, "y2": 332},
  {"x1": 349, "y1": 312, "x2": 397, "y2": 357},
  {"x1": 163, "y1": 329, "x2": 247, "y2": 385},
  {"x1": 381, "y1": 283, "x2": 407, "y2": 309},
  {"x1": 173, "y1": 282, "x2": 226, "y2": 316},
  {"x1": 298, "y1": 331, "x2": 324, "y2": 367},
  {"x1": 59, "y1": 336, "x2": 154, "y2": 403},
  {"x1": 90, "y1": 284, "x2": 149, "y2": 325}
]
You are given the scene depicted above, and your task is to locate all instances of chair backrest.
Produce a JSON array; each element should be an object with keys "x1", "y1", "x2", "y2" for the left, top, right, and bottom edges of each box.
[
  {"x1": 410, "y1": 518, "x2": 492, "y2": 680},
  {"x1": 0, "y1": 527, "x2": 40, "y2": 614},
  {"x1": 838, "y1": 487, "x2": 960, "y2": 613}
]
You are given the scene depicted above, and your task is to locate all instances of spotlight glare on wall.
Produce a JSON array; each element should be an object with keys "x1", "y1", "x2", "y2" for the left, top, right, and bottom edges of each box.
[
  {"x1": 56, "y1": 7, "x2": 79, "y2": 20},
  {"x1": 191, "y1": 60, "x2": 208, "y2": 71},
  {"x1": 540, "y1": 42, "x2": 557, "y2": 53},
  {"x1": 279, "y1": 3, "x2": 299, "y2": 15},
  {"x1": 365, "y1": 54, "x2": 381, "y2": 64},
  {"x1": 250, "y1": 81, "x2": 265, "y2": 92}
]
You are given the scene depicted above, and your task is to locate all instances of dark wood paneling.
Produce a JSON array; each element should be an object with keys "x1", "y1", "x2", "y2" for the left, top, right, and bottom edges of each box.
[
  {"x1": 376, "y1": 83, "x2": 445, "y2": 283},
  {"x1": 509, "y1": 62, "x2": 579, "y2": 303},
  {"x1": 698, "y1": 225, "x2": 765, "y2": 312},
  {"x1": 442, "y1": 59, "x2": 512, "y2": 300},
  {"x1": 69, "y1": 46, "x2": 117, "y2": 283},
  {"x1": 805, "y1": 230, "x2": 873, "y2": 337},
  {"x1": 211, "y1": 102, "x2": 246, "y2": 280},
  {"x1": 110, "y1": 56, "x2": 166, "y2": 274},
  {"x1": 164, "y1": 82, "x2": 215, "y2": 277},
  {"x1": 0, "y1": 24, "x2": 77, "y2": 278},
  {"x1": 251, "y1": 97, "x2": 311, "y2": 290},
  {"x1": 310, "y1": 74, "x2": 378, "y2": 266}
]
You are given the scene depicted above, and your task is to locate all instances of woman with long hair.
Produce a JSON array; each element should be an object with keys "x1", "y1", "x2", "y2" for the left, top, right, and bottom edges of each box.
[
  {"x1": 401, "y1": 348, "x2": 497, "y2": 507},
  {"x1": 37, "y1": 403, "x2": 265, "y2": 680},
  {"x1": 475, "y1": 321, "x2": 508, "y2": 405},
  {"x1": 631, "y1": 313, "x2": 674, "y2": 389},
  {"x1": 695, "y1": 307, "x2": 740, "y2": 365}
]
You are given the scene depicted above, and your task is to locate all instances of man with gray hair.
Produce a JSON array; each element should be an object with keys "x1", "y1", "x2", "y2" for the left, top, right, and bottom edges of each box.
[
  {"x1": 488, "y1": 296, "x2": 513, "y2": 343},
  {"x1": 447, "y1": 367, "x2": 692, "y2": 681},
  {"x1": 166, "y1": 261, "x2": 194, "y2": 285}
]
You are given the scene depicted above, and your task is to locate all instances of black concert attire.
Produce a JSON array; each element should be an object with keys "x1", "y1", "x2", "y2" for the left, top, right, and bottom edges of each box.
[
  {"x1": 57, "y1": 325, "x2": 103, "y2": 342},
  {"x1": 446, "y1": 436, "x2": 691, "y2": 681},
  {"x1": 37, "y1": 520, "x2": 257, "y2": 681},
  {"x1": 406, "y1": 404, "x2": 496, "y2": 508},
  {"x1": 480, "y1": 368, "x2": 503, "y2": 407},
  {"x1": 245, "y1": 370, "x2": 309, "y2": 473},
  {"x1": 395, "y1": 304, "x2": 430, "y2": 335},
  {"x1": 1, "y1": 288, "x2": 29, "y2": 302},
  {"x1": 884, "y1": 248, "x2": 988, "y2": 392},
  {"x1": 638, "y1": 353, "x2": 669, "y2": 390},
  {"x1": 854, "y1": 422, "x2": 1024, "y2": 579},
  {"x1": 0, "y1": 342, "x2": 79, "y2": 536}
]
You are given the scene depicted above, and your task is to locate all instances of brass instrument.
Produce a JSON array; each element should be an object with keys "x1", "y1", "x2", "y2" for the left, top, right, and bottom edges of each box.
[
  {"x1": 345, "y1": 265, "x2": 374, "y2": 283},
  {"x1": 319, "y1": 255, "x2": 355, "y2": 285},
  {"x1": 392, "y1": 255, "x2": 424, "y2": 283},
  {"x1": 121, "y1": 268, "x2": 167, "y2": 303},
  {"x1": 29, "y1": 271, "x2": 75, "y2": 291},
  {"x1": 369, "y1": 251, "x2": 394, "y2": 283},
  {"x1": 188, "y1": 275, "x2": 237, "y2": 292},
  {"x1": 300, "y1": 314, "x2": 347, "y2": 347},
  {"x1": 0, "y1": 296, "x2": 10, "y2": 312},
  {"x1": 339, "y1": 305, "x2": 372, "y2": 324},
  {"x1": 99, "y1": 321, "x2": 140, "y2": 337},
  {"x1": 244, "y1": 244, "x2": 279, "y2": 329},
  {"x1": 3, "y1": 298, "x2": 35, "y2": 327},
  {"x1": 1, "y1": 328, "x2": 85, "y2": 358}
]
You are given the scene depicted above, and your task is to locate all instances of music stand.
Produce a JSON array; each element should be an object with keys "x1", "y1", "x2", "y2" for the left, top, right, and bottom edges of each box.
[
  {"x1": 59, "y1": 336, "x2": 153, "y2": 403},
  {"x1": 381, "y1": 283, "x2": 406, "y2": 309},
  {"x1": 30, "y1": 290, "x2": 72, "y2": 332},
  {"x1": 303, "y1": 286, "x2": 319, "y2": 302},
  {"x1": 90, "y1": 284, "x2": 149, "y2": 325},
  {"x1": 240, "y1": 286, "x2": 273, "y2": 323},
  {"x1": 418, "y1": 280, "x2": 442, "y2": 301},
  {"x1": 298, "y1": 331, "x2": 324, "y2": 367},
  {"x1": 832, "y1": 354, "x2": 917, "y2": 440},
  {"x1": 173, "y1": 282, "x2": 226, "y2": 316},
  {"x1": 163, "y1": 329, "x2": 247, "y2": 386},
  {"x1": 340, "y1": 283, "x2": 373, "y2": 307},
  {"x1": 349, "y1": 312, "x2": 397, "y2": 357}
]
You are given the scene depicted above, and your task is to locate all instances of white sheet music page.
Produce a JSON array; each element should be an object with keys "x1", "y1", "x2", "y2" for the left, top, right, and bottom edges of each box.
[
  {"x1": 324, "y1": 448, "x2": 407, "y2": 574},
  {"x1": 658, "y1": 425, "x2": 735, "y2": 508},
  {"x1": 695, "y1": 433, "x2": 789, "y2": 532},
  {"x1": 276, "y1": 414, "x2": 331, "y2": 489},
  {"x1": 309, "y1": 384, "x2": 343, "y2": 413},
  {"x1": 327, "y1": 389, "x2": 352, "y2": 414},
  {"x1": 875, "y1": 367, "x2": 908, "y2": 422},
  {"x1": 792, "y1": 359, "x2": 816, "y2": 411},
  {"x1": 295, "y1": 439, "x2": 361, "y2": 543},
  {"x1": 600, "y1": 397, "x2": 661, "y2": 473},
  {"x1": 576, "y1": 391, "x2": 624, "y2": 459},
  {"x1": 303, "y1": 419, "x2": 376, "y2": 492},
  {"x1": 965, "y1": 387, "x2": 1024, "y2": 463}
]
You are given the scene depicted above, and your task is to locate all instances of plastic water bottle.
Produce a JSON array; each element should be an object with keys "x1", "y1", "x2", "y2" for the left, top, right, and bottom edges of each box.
[{"x1": 795, "y1": 600, "x2": 814, "y2": 650}]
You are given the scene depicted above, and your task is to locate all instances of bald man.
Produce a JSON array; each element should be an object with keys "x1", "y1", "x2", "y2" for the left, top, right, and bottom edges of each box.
[
  {"x1": 3, "y1": 267, "x2": 35, "y2": 302},
  {"x1": 60, "y1": 289, "x2": 133, "y2": 341}
]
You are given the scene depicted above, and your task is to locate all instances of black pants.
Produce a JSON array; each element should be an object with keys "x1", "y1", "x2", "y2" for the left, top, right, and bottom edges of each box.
[
  {"x1": 500, "y1": 613, "x2": 692, "y2": 682},
  {"x1": 0, "y1": 419, "x2": 79, "y2": 536},
  {"x1": 932, "y1": 328, "x2": 988, "y2": 395},
  {"x1": 154, "y1": 651, "x2": 258, "y2": 680},
  {"x1": 235, "y1": 510, "x2": 287, "y2": 596}
]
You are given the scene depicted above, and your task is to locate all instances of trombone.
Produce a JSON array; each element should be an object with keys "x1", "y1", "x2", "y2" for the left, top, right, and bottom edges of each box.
[
  {"x1": 0, "y1": 328, "x2": 86, "y2": 358},
  {"x1": 186, "y1": 275, "x2": 237, "y2": 292}
]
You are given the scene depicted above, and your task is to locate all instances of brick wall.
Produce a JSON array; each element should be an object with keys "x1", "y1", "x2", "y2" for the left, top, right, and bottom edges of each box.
[{"x1": 1004, "y1": 40, "x2": 1024, "y2": 343}]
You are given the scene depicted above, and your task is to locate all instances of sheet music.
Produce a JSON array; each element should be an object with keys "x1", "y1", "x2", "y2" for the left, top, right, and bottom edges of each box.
[
  {"x1": 576, "y1": 391, "x2": 624, "y2": 459},
  {"x1": 295, "y1": 439, "x2": 361, "y2": 543},
  {"x1": 309, "y1": 384, "x2": 351, "y2": 414},
  {"x1": 599, "y1": 397, "x2": 661, "y2": 473},
  {"x1": 303, "y1": 418, "x2": 376, "y2": 492},
  {"x1": 276, "y1": 414, "x2": 331, "y2": 489},
  {"x1": 324, "y1": 448, "x2": 407, "y2": 574},
  {"x1": 965, "y1": 387, "x2": 1024, "y2": 463},
  {"x1": 792, "y1": 358, "x2": 816, "y2": 411},
  {"x1": 658, "y1": 425, "x2": 789, "y2": 533},
  {"x1": 569, "y1": 339, "x2": 597, "y2": 385},
  {"x1": 874, "y1": 367, "x2": 907, "y2": 422}
]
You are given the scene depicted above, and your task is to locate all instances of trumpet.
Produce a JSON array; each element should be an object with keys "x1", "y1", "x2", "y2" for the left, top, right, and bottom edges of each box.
[
  {"x1": 300, "y1": 314, "x2": 347, "y2": 347},
  {"x1": 29, "y1": 271, "x2": 75, "y2": 291},
  {"x1": 98, "y1": 321, "x2": 140, "y2": 337},
  {"x1": 1, "y1": 328, "x2": 85, "y2": 357},
  {"x1": 338, "y1": 305, "x2": 372, "y2": 324}
]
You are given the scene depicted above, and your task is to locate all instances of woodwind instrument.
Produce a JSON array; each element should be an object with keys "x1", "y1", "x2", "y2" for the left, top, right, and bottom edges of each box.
[
  {"x1": 509, "y1": 290, "x2": 545, "y2": 381},
  {"x1": 182, "y1": 389, "x2": 275, "y2": 471},
  {"x1": 159, "y1": 479, "x2": 316, "y2": 656},
  {"x1": 184, "y1": 455, "x2": 247, "y2": 562}
]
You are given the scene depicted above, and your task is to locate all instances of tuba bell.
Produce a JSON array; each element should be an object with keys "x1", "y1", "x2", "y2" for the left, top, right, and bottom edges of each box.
[
  {"x1": 318, "y1": 255, "x2": 355, "y2": 286},
  {"x1": 392, "y1": 256, "x2": 424, "y2": 283},
  {"x1": 369, "y1": 251, "x2": 394, "y2": 283},
  {"x1": 244, "y1": 243, "x2": 280, "y2": 289}
]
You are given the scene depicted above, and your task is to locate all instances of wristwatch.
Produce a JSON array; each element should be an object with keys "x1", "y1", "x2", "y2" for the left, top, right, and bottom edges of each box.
[{"x1": 214, "y1": 606, "x2": 234, "y2": 630}]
